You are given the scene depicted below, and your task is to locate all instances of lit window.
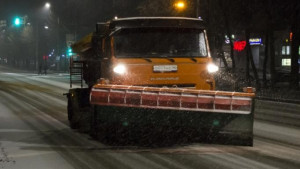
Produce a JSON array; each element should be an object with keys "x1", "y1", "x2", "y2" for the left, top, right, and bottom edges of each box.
[
  {"x1": 282, "y1": 46, "x2": 286, "y2": 55},
  {"x1": 282, "y1": 58, "x2": 291, "y2": 66},
  {"x1": 282, "y1": 46, "x2": 291, "y2": 55},
  {"x1": 286, "y1": 46, "x2": 290, "y2": 55}
]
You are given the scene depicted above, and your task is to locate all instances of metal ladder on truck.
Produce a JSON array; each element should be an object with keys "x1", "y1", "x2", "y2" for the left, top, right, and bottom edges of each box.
[{"x1": 69, "y1": 57, "x2": 84, "y2": 88}]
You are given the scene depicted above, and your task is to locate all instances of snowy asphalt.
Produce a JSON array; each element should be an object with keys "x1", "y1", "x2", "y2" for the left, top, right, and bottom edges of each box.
[{"x1": 0, "y1": 67, "x2": 299, "y2": 169}]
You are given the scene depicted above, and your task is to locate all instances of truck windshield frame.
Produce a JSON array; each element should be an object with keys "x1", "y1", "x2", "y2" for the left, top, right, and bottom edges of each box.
[{"x1": 113, "y1": 28, "x2": 208, "y2": 58}]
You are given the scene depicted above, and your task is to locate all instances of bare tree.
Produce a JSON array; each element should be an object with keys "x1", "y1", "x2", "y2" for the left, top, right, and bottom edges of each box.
[
  {"x1": 290, "y1": 6, "x2": 300, "y2": 89},
  {"x1": 217, "y1": 0, "x2": 235, "y2": 71}
]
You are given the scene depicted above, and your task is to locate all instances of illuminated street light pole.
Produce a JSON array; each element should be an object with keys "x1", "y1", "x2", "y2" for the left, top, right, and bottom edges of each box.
[
  {"x1": 44, "y1": 2, "x2": 62, "y2": 71},
  {"x1": 174, "y1": 1, "x2": 200, "y2": 18},
  {"x1": 35, "y1": 2, "x2": 53, "y2": 71},
  {"x1": 35, "y1": 21, "x2": 39, "y2": 71},
  {"x1": 45, "y1": 2, "x2": 51, "y2": 9},
  {"x1": 174, "y1": 1, "x2": 186, "y2": 11}
]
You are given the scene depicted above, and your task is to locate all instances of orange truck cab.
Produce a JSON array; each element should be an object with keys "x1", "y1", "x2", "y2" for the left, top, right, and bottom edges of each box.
[{"x1": 72, "y1": 17, "x2": 219, "y2": 90}]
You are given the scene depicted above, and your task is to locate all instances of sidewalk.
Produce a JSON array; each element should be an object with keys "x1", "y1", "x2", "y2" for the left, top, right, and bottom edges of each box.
[
  {"x1": 256, "y1": 82, "x2": 300, "y2": 104},
  {"x1": 0, "y1": 65, "x2": 68, "y2": 75},
  {"x1": 215, "y1": 70, "x2": 300, "y2": 104}
]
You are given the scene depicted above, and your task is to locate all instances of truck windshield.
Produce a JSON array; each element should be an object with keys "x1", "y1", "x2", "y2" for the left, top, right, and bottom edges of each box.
[{"x1": 113, "y1": 28, "x2": 207, "y2": 58}]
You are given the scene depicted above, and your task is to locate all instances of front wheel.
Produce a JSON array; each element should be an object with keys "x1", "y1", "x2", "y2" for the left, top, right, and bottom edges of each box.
[{"x1": 67, "y1": 97, "x2": 79, "y2": 129}]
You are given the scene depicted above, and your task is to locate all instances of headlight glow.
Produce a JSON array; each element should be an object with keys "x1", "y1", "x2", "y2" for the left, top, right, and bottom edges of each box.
[
  {"x1": 113, "y1": 64, "x2": 126, "y2": 75},
  {"x1": 207, "y1": 63, "x2": 219, "y2": 73}
]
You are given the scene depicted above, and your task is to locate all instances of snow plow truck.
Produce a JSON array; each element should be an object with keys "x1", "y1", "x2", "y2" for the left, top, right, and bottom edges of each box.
[{"x1": 65, "y1": 17, "x2": 255, "y2": 146}]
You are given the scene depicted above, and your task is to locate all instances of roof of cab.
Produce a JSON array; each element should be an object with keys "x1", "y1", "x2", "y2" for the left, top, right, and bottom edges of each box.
[
  {"x1": 108, "y1": 17, "x2": 204, "y2": 29},
  {"x1": 73, "y1": 17, "x2": 205, "y2": 54}
]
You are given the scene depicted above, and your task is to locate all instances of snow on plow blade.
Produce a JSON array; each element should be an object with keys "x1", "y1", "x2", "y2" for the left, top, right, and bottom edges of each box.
[
  {"x1": 90, "y1": 84, "x2": 255, "y2": 145},
  {"x1": 91, "y1": 84, "x2": 254, "y2": 114}
]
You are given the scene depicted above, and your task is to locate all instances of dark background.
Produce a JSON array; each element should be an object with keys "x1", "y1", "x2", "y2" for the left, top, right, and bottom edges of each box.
[{"x1": 0, "y1": 0, "x2": 299, "y2": 89}]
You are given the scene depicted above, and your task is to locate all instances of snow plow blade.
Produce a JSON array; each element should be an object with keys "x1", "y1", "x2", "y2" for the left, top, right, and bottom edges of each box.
[{"x1": 90, "y1": 84, "x2": 255, "y2": 146}]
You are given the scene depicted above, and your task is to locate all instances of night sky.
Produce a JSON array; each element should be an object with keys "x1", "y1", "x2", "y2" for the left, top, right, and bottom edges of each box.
[{"x1": 0, "y1": 0, "x2": 42, "y2": 18}]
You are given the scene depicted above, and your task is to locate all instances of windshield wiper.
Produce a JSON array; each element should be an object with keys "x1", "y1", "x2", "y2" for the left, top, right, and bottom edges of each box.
[
  {"x1": 164, "y1": 54, "x2": 199, "y2": 63},
  {"x1": 166, "y1": 58, "x2": 175, "y2": 62},
  {"x1": 190, "y1": 57, "x2": 197, "y2": 63},
  {"x1": 159, "y1": 54, "x2": 175, "y2": 62},
  {"x1": 143, "y1": 58, "x2": 152, "y2": 62}
]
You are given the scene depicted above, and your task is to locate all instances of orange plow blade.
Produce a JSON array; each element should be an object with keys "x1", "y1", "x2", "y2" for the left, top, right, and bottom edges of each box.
[
  {"x1": 90, "y1": 84, "x2": 255, "y2": 114},
  {"x1": 90, "y1": 84, "x2": 255, "y2": 146}
]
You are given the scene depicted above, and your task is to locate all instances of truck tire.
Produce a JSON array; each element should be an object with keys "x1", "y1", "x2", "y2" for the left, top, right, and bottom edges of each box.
[
  {"x1": 68, "y1": 97, "x2": 79, "y2": 129},
  {"x1": 242, "y1": 136, "x2": 253, "y2": 146},
  {"x1": 89, "y1": 106, "x2": 98, "y2": 138}
]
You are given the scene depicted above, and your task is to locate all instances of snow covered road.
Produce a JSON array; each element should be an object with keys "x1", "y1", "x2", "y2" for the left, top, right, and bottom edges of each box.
[{"x1": 0, "y1": 69, "x2": 299, "y2": 169}]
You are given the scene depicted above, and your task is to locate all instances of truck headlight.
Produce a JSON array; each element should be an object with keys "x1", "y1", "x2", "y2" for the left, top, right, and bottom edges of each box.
[
  {"x1": 207, "y1": 63, "x2": 219, "y2": 73},
  {"x1": 113, "y1": 64, "x2": 126, "y2": 75}
]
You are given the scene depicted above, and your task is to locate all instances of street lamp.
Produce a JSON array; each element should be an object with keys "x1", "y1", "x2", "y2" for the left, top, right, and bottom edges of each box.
[
  {"x1": 44, "y1": 2, "x2": 64, "y2": 71},
  {"x1": 174, "y1": 1, "x2": 186, "y2": 10},
  {"x1": 45, "y1": 2, "x2": 51, "y2": 9},
  {"x1": 34, "y1": 2, "x2": 52, "y2": 71}
]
